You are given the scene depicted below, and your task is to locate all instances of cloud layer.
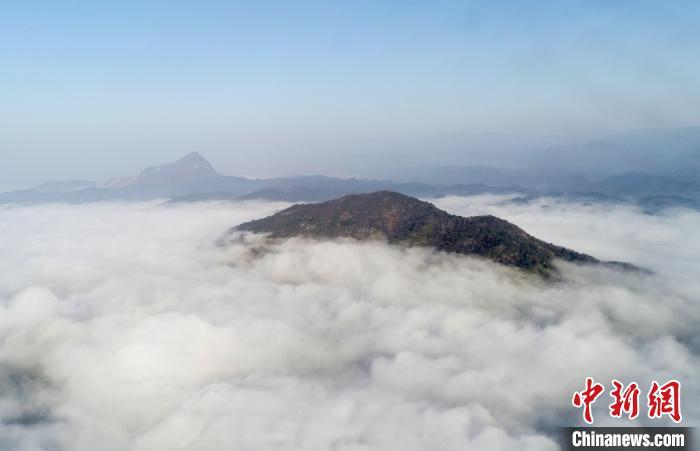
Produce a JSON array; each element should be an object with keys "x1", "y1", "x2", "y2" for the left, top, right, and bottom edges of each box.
[{"x1": 0, "y1": 198, "x2": 698, "y2": 450}]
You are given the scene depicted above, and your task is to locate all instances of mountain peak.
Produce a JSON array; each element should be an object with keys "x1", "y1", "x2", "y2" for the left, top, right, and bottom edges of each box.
[
  {"x1": 176, "y1": 151, "x2": 208, "y2": 164},
  {"x1": 134, "y1": 152, "x2": 219, "y2": 185},
  {"x1": 235, "y1": 191, "x2": 606, "y2": 275}
]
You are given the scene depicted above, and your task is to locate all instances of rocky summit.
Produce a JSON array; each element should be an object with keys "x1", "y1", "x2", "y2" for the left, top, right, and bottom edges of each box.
[{"x1": 234, "y1": 191, "x2": 628, "y2": 276}]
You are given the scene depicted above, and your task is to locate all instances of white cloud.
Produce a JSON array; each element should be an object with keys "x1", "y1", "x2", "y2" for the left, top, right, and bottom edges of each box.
[{"x1": 0, "y1": 198, "x2": 697, "y2": 450}]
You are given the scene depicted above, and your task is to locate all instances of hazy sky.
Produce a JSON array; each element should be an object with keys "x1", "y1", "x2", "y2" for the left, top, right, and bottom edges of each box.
[{"x1": 2, "y1": 0, "x2": 700, "y2": 186}]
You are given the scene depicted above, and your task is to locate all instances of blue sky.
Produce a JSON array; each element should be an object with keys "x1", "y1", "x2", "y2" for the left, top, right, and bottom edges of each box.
[{"x1": 2, "y1": 0, "x2": 700, "y2": 185}]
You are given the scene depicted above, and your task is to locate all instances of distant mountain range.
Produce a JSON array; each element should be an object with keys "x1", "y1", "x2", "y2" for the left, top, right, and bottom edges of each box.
[
  {"x1": 235, "y1": 191, "x2": 638, "y2": 276},
  {"x1": 2, "y1": 126, "x2": 700, "y2": 211},
  {"x1": 0, "y1": 152, "x2": 522, "y2": 205},
  {"x1": 384, "y1": 127, "x2": 700, "y2": 212}
]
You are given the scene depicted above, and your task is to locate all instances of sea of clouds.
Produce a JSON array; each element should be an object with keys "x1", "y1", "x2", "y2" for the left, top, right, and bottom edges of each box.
[{"x1": 0, "y1": 196, "x2": 698, "y2": 451}]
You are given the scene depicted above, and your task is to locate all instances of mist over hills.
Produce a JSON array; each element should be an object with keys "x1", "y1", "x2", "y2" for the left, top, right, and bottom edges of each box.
[
  {"x1": 385, "y1": 127, "x2": 700, "y2": 211},
  {"x1": 527, "y1": 126, "x2": 700, "y2": 176},
  {"x1": 2, "y1": 195, "x2": 697, "y2": 450},
  {"x1": 2, "y1": 127, "x2": 700, "y2": 211}
]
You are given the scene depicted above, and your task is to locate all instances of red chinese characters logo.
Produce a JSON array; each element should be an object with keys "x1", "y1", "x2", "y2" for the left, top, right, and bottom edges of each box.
[
  {"x1": 572, "y1": 377, "x2": 605, "y2": 424},
  {"x1": 648, "y1": 380, "x2": 682, "y2": 423},
  {"x1": 572, "y1": 378, "x2": 681, "y2": 424},
  {"x1": 609, "y1": 379, "x2": 640, "y2": 419}
]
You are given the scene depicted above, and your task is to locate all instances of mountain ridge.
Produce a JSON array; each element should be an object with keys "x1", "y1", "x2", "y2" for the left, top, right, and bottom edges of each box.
[
  {"x1": 234, "y1": 191, "x2": 636, "y2": 276},
  {"x1": 2, "y1": 130, "x2": 700, "y2": 212}
]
